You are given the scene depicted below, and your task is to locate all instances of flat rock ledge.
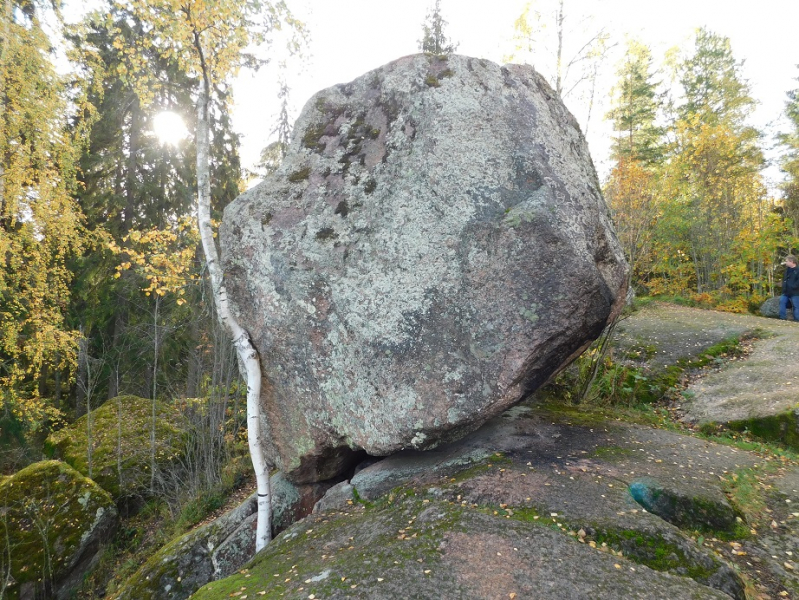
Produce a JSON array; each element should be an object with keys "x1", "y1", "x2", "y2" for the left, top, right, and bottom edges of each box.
[{"x1": 190, "y1": 406, "x2": 780, "y2": 599}]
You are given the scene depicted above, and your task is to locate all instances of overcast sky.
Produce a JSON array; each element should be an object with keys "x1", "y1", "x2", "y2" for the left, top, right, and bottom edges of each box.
[{"x1": 64, "y1": 0, "x2": 799, "y2": 187}]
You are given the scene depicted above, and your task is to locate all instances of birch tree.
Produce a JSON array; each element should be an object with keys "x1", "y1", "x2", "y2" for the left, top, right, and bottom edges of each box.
[
  {"x1": 505, "y1": 0, "x2": 610, "y2": 132},
  {"x1": 120, "y1": 0, "x2": 305, "y2": 551},
  {"x1": 0, "y1": 0, "x2": 91, "y2": 428}
]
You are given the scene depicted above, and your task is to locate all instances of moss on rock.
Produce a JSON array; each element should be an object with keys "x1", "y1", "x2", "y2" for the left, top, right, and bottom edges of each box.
[
  {"x1": 0, "y1": 460, "x2": 117, "y2": 599},
  {"x1": 727, "y1": 410, "x2": 799, "y2": 451},
  {"x1": 45, "y1": 395, "x2": 186, "y2": 499}
]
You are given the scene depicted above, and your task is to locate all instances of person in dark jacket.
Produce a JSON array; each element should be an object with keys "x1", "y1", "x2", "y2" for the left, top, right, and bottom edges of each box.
[{"x1": 780, "y1": 255, "x2": 799, "y2": 320}]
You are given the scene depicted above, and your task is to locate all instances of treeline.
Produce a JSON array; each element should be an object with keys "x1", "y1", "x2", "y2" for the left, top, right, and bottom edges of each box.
[
  {"x1": 2, "y1": 1, "x2": 799, "y2": 468},
  {"x1": 603, "y1": 31, "x2": 799, "y2": 310},
  {"x1": 0, "y1": 0, "x2": 252, "y2": 469}
]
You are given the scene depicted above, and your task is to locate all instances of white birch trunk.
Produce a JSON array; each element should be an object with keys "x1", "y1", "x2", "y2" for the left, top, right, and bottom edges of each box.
[{"x1": 196, "y1": 86, "x2": 272, "y2": 551}]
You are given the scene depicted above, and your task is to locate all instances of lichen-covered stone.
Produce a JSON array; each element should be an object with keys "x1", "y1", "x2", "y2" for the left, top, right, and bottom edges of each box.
[
  {"x1": 760, "y1": 296, "x2": 794, "y2": 319},
  {"x1": 112, "y1": 473, "x2": 332, "y2": 600},
  {"x1": 221, "y1": 53, "x2": 628, "y2": 483},
  {"x1": 0, "y1": 460, "x2": 117, "y2": 600},
  {"x1": 760, "y1": 296, "x2": 781, "y2": 318},
  {"x1": 45, "y1": 395, "x2": 186, "y2": 499}
]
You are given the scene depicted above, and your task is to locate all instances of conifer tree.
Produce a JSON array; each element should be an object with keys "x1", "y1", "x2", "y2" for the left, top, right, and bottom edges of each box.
[
  {"x1": 604, "y1": 41, "x2": 663, "y2": 287},
  {"x1": 67, "y1": 5, "x2": 243, "y2": 405},
  {"x1": 655, "y1": 28, "x2": 765, "y2": 295},
  {"x1": 607, "y1": 40, "x2": 663, "y2": 166},
  {"x1": 418, "y1": 0, "x2": 458, "y2": 55}
]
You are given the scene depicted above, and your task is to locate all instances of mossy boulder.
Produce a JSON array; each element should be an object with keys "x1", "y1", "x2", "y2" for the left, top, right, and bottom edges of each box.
[
  {"x1": 0, "y1": 460, "x2": 117, "y2": 599},
  {"x1": 45, "y1": 395, "x2": 186, "y2": 499},
  {"x1": 628, "y1": 478, "x2": 739, "y2": 532}
]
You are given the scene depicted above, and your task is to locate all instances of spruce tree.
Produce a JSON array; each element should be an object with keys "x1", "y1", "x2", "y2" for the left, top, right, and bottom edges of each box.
[
  {"x1": 418, "y1": 0, "x2": 458, "y2": 55},
  {"x1": 606, "y1": 40, "x2": 663, "y2": 166},
  {"x1": 656, "y1": 28, "x2": 765, "y2": 295}
]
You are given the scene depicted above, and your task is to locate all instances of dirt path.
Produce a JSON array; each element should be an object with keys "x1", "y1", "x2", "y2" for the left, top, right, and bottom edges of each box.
[{"x1": 615, "y1": 302, "x2": 799, "y2": 424}]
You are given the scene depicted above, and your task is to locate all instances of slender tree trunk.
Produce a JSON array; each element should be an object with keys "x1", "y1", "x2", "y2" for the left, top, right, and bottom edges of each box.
[
  {"x1": 0, "y1": 0, "x2": 10, "y2": 218},
  {"x1": 75, "y1": 327, "x2": 89, "y2": 417},
  {"x1": 150, "y1": 295, "x2": 159, "y2": 492},
  {"x1": 116, "y1": 373, "x2": 123, "y2": 493},
  {"x1": 86, "y1": 358, "x2": 93, "y2": 479},
  {"x1": 555, "y1": 0, "x2": 564, "y2": 96},
  {"x1": 195, "y1": 80, "x2": 272, "y2": 550},
  {"x1": 185, "y1": 297, "x2": 202, "y2": 398},
  {"x1": 53, "y1": 352, "x2": 61, "y2": 410}
]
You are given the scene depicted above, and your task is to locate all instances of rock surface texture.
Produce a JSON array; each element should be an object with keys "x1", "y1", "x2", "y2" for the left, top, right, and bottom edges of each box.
[
  {"x1": 221, "y1": 54, "x2": 628, "y2": 483},
  {"x1": 189, "y1": 305, "x2": 799, "y2": 600},
  {"x1": 112, "y1": 473, "x2": 333, "y2": 600}
]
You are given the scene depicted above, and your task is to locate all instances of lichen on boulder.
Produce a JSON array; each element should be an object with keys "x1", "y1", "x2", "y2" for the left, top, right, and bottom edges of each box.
[
  {"x1": 0, "y1": 460, "x2": 117, "y2": 600},
  {"x1": 221, "y1": 53, "x2": 629, "y2": 484},
  {"x1": 45, "y1": 395, "x2": 186, "y2": 499}
]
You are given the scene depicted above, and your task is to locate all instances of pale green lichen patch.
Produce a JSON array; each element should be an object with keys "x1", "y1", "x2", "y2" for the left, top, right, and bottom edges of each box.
[
  {"x1": 520, "y1": 305, "x2": 539, "y2": 324},
  {"x1": 0, "y1": 460, "x2": 116, "y2": 597},
  {"x1": 45, "y1": 395, "x2": 186, "y2": 498}
]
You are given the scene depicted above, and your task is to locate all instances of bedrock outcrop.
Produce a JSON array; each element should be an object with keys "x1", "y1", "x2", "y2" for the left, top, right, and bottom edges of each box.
[{"x1": 221, "y1": 53, "x2": 628, "y2": 483}]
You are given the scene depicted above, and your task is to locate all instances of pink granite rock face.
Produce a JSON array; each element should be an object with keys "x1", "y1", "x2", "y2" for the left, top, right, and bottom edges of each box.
[{"x1": 221, "y1": 54, "x2": 628, "y2": 483}]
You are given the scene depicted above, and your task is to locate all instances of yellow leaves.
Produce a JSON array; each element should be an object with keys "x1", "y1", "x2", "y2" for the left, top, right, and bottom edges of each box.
[{"x1": 111, "y1": 218, "x2": 200, "y2": 298}]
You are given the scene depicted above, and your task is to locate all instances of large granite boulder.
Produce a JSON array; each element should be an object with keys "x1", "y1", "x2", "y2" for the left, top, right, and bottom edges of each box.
[
  {"x1": 221, "y1": 53, "x2": 628, "y2": 483},
  {"x1": 1, "y1": 460, "x2": 117, "y2": 599}
]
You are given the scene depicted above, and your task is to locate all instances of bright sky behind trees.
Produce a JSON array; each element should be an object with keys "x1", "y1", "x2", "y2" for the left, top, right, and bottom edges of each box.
[{"x1": 64, "y1": 0, "x2": 799, "y2": 187}]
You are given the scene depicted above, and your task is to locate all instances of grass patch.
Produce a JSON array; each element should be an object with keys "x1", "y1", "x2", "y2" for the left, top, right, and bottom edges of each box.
[{"x1": 541, "y1": 323, "x2": 762, "y2": 411}]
